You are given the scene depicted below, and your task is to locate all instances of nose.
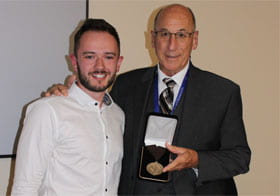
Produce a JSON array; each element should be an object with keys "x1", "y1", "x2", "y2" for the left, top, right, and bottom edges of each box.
[
  {"x1": 167, "y1": 34, "x2": 177, "y2": 50},
  {"x1": 94, "y1": 57, "x2": 105, "y2": 69}
]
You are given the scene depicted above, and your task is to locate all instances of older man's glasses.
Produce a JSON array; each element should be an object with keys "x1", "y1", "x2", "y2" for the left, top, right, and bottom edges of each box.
[{"x1": 154, "y1": 30, "x2": 194, "y2": 40}]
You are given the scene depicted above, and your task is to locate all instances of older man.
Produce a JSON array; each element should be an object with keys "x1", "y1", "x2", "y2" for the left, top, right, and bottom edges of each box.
[{"x1": 111, "y1": 4, "x2": 250, "y2": 195}]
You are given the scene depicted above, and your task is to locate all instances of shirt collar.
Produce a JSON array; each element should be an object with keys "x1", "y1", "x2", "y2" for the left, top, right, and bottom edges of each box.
[
  {"x1": 68, "y1": 83, "x2": 112, "y2": 107},
  {"x1": 157, "y1": 61, "x2": 190, "y2": 87}
]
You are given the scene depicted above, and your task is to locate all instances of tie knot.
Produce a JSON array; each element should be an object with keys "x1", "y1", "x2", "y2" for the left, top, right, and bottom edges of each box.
[{"x1": 163, "y1": 78, "x2": 176, "y2": 88}]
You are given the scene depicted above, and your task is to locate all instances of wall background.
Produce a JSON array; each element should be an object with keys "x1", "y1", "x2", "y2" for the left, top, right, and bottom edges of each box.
[
  {"x1": 0, "y1": 1, "x2": 86, "y2": 195},
  {"x1": 89, "y1": 0, "x2": 279, "y2": 195},
  {"x1": 0, "y1": 1, "x2": 86, "y2": 155},
  {"x1": 0, "y1": 1, "x2": 278, "y2": 195}
]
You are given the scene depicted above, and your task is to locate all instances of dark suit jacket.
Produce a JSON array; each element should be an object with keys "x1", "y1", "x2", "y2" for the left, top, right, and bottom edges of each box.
[{"x1": 110, "y1": 63, "x2": 251, "y2": 195}]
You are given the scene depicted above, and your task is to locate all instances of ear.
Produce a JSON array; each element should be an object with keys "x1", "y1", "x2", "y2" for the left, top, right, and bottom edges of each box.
[
  {"x1": 192, "y1": 31, "x2": 199, "y2": 50},
  {"x1": 116, "y1": 56, "x2": 124, "y2": 73},
  {"x1": 151, "y1": 30, "x2": 156, "y2": 48},
  {"x1": 70, "y1": 54, "x2": 78, "y2": 73}
]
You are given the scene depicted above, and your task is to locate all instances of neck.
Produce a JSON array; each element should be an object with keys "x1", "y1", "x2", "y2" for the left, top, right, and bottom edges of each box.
[
  {"x1": 158, "y1": 65, "x2": 183, "y2": 77},
  {"x1": 76, "y1": 82, "x2": 105, "y2": 107},
  {"x1": 158, "y1": 61, "x2": 190, "y2": 77},
  {"x1": 158, "y1": 66, "x2": 180, "y2": 77},
  {"x1": 88, "y1": 91, "x2": 105, "y2": 105}
]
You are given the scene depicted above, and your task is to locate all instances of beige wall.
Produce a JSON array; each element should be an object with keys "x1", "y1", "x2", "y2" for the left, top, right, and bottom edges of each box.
[
  {"x1": 0, "y1": 1, "x2": 278, "y2": 195},
  {"x1": 0, "y1": 158, "x2": 14, "y2": 195},
  {"x1": 89, "y1": 0, "x2": 279, "y2": 195}
]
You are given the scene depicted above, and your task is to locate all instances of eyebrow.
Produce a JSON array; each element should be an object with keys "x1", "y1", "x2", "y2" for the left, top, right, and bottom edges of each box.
[
  {"x1": 82, "y1": 51, "x2": 117, "y2": 56},
  {"x1": 157, "y1": 28, "x2": 189, "y2": 32}
]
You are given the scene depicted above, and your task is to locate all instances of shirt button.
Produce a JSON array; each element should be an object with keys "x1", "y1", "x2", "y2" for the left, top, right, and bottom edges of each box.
[
  {"x1": 106, "y1": 161, "x2": 108, "y2": 165},
  {"x1": 106, "y1": 136, "x2": 109, "y2": 139},
  {"x1": 94, "y1": 102, "x2": 98, "y2": 106},
  {"x1": 105, "y1": 188, "x2": 108, "y2": 192}
]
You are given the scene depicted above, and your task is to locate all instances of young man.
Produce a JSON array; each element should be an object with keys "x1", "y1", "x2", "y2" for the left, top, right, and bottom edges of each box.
[{"x1": 12, "y1": 19, "x2": 124, "y2": 196}]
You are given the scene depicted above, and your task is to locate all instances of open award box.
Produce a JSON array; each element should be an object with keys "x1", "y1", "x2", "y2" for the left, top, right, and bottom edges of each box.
[{"x1": 139, "y1": 113, "x2": 178, "y2": 182}]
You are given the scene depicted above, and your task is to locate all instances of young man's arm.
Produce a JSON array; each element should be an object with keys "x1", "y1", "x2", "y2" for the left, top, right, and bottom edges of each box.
[{"x1": 12, "y1": 101, "x2": 56, "y2": 196}]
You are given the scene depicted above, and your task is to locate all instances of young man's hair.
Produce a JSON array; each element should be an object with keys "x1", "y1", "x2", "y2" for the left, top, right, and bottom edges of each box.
[{"x1": 74, "y1": 19, "x2": 120, "y2": 56}]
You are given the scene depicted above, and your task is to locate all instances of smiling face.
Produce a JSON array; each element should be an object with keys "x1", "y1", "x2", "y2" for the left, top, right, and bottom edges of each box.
[
  {"x1": 152, "y1": 5, "x2": 198, "y2": 76},
  {"x1": 71, "y1": 31, "x2": 123, "y2": 97}
]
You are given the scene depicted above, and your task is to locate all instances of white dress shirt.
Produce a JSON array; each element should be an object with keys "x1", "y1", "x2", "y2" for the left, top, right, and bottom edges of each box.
[{"x1": 12, "y1": 83, "x2": 125, "y2": 196}]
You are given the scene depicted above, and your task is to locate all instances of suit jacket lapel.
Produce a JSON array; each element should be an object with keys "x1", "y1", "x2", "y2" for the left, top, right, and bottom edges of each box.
[{"x1": 172, "y1": 64, "x2": 203, "y2": 148}]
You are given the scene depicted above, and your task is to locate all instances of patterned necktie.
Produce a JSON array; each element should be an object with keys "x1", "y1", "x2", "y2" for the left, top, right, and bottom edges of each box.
[{"x1": 159, "y1": 78, "x2": 176, "y2": 114}]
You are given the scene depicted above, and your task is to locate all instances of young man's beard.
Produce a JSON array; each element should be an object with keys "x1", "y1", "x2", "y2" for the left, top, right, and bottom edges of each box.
[{"x1": 77, "y1": 66, "x2": 116, "y2": 92}]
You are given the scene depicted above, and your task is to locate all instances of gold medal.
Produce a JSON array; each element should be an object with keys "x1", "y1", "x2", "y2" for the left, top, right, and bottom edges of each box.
[{"x1": 146, "y1": 161, "x2": 163, "y2": 176}]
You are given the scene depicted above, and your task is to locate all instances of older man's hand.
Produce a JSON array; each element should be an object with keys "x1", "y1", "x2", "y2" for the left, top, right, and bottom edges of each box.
[
  {"x1": 162, "y1": 143, "x2": 199, "y2": 172},
  {"x1": 42, "y1": 74, "x2": 76, "y2": 97}
]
